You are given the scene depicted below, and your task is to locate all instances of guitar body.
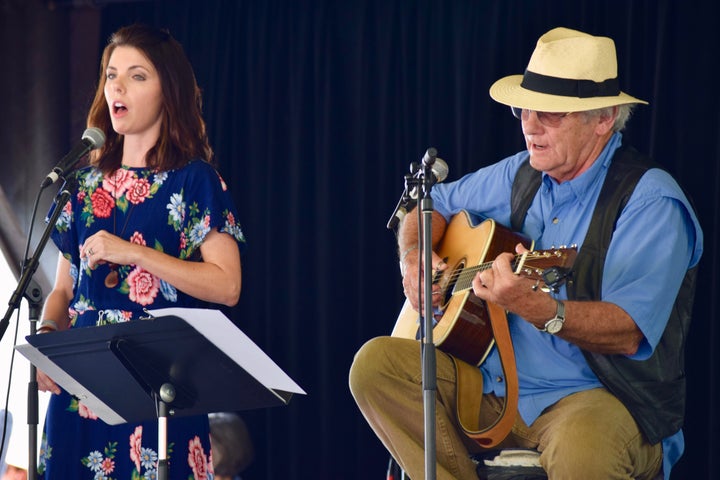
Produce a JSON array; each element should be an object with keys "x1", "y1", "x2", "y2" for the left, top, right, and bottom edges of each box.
[{"x1": 391, "y1": 211, "x2": 532, "y2": 366}]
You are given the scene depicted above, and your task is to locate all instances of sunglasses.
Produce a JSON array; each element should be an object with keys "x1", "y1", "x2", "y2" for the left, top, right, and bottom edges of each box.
[{"x1": 510, "y1": 106, "x2": 572, "y2": 127}]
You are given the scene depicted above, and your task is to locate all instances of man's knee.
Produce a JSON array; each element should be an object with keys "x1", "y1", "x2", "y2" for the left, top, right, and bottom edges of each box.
[
  {"x1": 537, "y1": 389, "x2": 661, "y2": 479},
  {"x1": 350, "y1": 337, "x2": 405, "y2": 396},
  {"x1": 349, "y1": 337, "x2": 384, "y2": 394},
  {"x1": 541, "y1": 425, "x2": 629, "y2": 478}
]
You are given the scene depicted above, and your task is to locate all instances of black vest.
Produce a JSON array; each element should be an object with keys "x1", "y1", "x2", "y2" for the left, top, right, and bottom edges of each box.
[{"x1": 510, "y1": 145, "x2": 698, "y2": 444}]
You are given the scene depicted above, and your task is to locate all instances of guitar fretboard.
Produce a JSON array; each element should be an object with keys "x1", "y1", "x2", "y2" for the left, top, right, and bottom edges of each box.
[{"x1": 448, "y1": 251, "x2": 567, "y2": 294}]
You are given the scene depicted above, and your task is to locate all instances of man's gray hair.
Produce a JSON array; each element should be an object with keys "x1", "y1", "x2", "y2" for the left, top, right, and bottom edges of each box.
[{"x1": 584, "y1": 104, "x2": 635, "y2": 132}]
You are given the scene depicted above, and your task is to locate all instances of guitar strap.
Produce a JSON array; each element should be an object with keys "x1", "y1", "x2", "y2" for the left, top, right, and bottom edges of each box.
[{"x1": 453, "y1": 301, "x2": 519, "y2": 447}]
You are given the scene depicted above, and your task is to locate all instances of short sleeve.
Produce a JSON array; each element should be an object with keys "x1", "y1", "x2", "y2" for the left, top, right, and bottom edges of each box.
[{"x1": 169, "y1": 160, "x2": 247, "y2": 260}]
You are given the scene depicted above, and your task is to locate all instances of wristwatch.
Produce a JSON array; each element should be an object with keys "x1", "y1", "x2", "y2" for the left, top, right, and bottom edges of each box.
[{"x1": 540, "y1": 299, "x2": 565, "y2": 334}]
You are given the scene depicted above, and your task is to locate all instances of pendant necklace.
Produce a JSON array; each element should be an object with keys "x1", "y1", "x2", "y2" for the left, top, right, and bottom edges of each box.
[{"x1": 104, "y1": 169, "x2": 138, "y2": 288}]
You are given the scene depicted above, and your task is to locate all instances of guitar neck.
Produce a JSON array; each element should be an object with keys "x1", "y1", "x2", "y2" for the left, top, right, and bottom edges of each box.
[{"x1": 451, "y1": 252, "x2": 548, "y2": 293}]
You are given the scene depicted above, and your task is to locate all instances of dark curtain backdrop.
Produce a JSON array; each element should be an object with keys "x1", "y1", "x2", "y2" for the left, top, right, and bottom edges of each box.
[{"x1": 1, "y1": 0, "x2": 718, "y2": 479}]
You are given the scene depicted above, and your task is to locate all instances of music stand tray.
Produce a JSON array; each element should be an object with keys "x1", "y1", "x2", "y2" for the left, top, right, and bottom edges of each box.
[{"x1": 15, "y1": 307, "x2": 306, "y2": 425}]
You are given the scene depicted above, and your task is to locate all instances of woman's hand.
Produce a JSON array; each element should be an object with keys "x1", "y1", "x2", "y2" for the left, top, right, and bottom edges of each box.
[
  {"x1": 81, "y1": 230, "x2": 136, "y2": 269},
  {"x1": 37, "y1": 369, "x2": 61, "y2": 395}
]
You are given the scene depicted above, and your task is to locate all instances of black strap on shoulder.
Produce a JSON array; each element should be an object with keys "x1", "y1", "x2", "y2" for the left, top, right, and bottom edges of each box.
[
  {"x1": 567, "y1": 145, "x2": 658, "y2": 300},
  {"x1": 510, "y1": 159, "x2": 542, "y2": 232}
]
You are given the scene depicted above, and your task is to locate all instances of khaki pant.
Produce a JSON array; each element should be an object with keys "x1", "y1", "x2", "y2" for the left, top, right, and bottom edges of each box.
[{"x1": 349, "y1": 336, "x2": 663, "y2": 480}]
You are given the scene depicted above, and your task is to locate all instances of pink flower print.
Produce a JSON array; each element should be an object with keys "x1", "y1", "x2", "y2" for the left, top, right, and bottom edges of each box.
[
  {"x1": 129, "y1": 231, "x2": 147, "y2": 246},
  {"x1": 103, "y1": 168, "x2": 134, "y2": 198},
  {"x1": 187, "y1": 436, "x2": 209, "y2": 480},
  {"x1": 78, "y1": 402, "x2": 98, "y2": 420},
  {"x1": 127, "y1": 267, "x2": 159, "y2": 306},
  {"x1": 90, "y1": 189, "x2": 114, "y2": 218},
  {"x1": 101, "y1": 457, "x2": 115, "y2": 474},
  {"x1": 127, "y1": 177, "x2": 151, "y2": 204},
  {"x1": 130, "y1": 426, "x2": 143, "y2": 473}
]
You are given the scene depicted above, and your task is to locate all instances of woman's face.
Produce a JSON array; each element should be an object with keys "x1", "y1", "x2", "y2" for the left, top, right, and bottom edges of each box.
[{"x1": 104, "y1": 46, "x2": 164, "y2": 141}]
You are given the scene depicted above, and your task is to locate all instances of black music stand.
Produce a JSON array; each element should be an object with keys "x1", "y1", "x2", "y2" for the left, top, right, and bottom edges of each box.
[{"x1": 15, "y1": 308, "x2": 305, "y2": 479}]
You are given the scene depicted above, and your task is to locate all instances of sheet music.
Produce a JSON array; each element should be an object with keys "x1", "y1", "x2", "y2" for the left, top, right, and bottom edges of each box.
[{"x1": 148, "y1": 307, "x2": 305, "y2": 395}]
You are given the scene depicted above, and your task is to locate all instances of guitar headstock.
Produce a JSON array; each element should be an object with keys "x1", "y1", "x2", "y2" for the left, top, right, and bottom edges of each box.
[{"x1": 513, "y1": 246, "x2": 578, "y2": 281}]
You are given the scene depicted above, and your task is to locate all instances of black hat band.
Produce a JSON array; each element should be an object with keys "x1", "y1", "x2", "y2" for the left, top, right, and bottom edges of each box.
[{"x1": 521, "y1": 70, "x2": 620, "y2": 98}]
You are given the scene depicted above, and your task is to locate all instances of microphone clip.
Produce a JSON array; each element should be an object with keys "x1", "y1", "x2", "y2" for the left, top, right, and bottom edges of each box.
[
  {"x1": 386, "y1": 173, "x2": 419, "y2": 231},
  {"x1": 386, "y1": 148, "x2": 448, "y2": 231}
]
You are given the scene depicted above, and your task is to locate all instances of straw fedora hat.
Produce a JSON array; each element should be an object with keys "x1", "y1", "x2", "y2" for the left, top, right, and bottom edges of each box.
[{"x1": 489, "y1": 27, "x2": 647, "y2": 112}]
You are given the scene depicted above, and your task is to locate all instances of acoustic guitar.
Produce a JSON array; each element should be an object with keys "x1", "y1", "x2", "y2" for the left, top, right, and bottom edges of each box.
[{"x1": 391, "y1": 210, "x2": 577, "y2": 366}]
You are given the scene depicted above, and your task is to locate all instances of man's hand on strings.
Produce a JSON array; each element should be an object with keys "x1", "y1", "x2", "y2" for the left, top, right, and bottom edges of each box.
[
  {"x1": 401, "y1": 247, "x2": 447, "y2": 312},
  {"x1": 471, "y1": 243, "x2": 554, "y2": 320}
]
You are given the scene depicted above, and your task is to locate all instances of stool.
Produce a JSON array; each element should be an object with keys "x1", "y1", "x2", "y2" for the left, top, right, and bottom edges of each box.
[
  {"x1": 387, "y1": 450, "x2": 664, "y2": 480},
  {"x1": 474, "y1": 449, "x2": 547, "y2": 479},
  {"x1": 386, "y1": 449, "x2": 547, "y2": 480}
]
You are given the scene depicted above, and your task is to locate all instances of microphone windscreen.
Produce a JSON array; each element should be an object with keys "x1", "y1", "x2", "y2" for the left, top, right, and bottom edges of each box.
[{"x1": 82, "y1": 127, "x2": 106, "y2": 149}]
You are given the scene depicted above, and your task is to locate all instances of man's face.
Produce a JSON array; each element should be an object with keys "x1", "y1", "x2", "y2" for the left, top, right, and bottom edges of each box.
[{"x1": 520, "y1": 108, "x2": 616, "y2": 183}]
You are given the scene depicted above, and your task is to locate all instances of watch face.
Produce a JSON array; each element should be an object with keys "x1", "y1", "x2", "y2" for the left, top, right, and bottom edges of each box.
[{"x1": 546, "y1": 319, "x2": 563, "y2": 334}]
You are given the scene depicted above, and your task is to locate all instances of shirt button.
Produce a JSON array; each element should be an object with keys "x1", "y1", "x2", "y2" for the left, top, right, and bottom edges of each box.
[
  {"x1": 496, "y1": 376, "x2": 504, "y2": 383},
  {"x1": 552, "y1": 217, "x2": 559, "y2": 224}
]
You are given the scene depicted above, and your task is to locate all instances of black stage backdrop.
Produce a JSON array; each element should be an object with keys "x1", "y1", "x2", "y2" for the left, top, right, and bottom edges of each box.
[{"x1": 1, "y1": 1, "x2": 718, "y2": 478}]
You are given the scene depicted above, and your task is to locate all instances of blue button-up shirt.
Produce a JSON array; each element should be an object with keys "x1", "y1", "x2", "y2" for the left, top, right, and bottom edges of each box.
[{"x1": 431, "y1": 133, "x2": 703, "y2": 479}]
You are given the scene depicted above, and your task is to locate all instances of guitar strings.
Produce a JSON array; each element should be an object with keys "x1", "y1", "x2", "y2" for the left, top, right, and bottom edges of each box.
[{"x1": 436, "y1": 252, "x2": 564, "y2": 293}]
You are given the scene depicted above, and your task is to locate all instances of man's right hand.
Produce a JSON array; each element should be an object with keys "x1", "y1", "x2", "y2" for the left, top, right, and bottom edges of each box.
[{"x1": 401, "y1": 247, "x2": 447, "y2": 312}]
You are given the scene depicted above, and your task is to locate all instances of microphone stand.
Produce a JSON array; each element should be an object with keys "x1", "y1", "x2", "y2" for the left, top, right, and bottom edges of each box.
[
  {"x1": 24, "y1": 278, "x2": 42, "y2": 480},
  {"x1": 387, "y1": 147, "x2": 443, "y2": 478},
  {"x1": 0, "y1": 175, "x2": 78, "y2": 480},
  {"x1": 417, "y1": 149, "x2": 439, "y2": 480}
]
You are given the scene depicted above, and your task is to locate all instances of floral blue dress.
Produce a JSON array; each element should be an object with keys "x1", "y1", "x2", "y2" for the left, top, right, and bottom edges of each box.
[{"x1": 39, "y1": 160, "x2": 246, "y2": 480}]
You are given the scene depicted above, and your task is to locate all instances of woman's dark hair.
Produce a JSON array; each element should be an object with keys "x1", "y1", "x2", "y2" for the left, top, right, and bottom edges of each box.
[{"x1": 87, "y1": 24, "x2": 213, "y2": 173}]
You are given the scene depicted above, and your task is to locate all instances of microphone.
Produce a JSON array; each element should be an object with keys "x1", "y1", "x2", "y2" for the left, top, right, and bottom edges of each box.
[
  {"x1": 421, "y1": 147, "x2": 438, "y2": 167},
  {"x1": 41, "y1": 127, "x2": 106, "y2": 188},
  {"x1": 421, "y1": 156, "x2": 449, "y2": 188},
  {"x1": 386, "y1": 154, "x2": 449, "y2": 230},
  {"x1": 407, "y1": 157, "x2": 449, "y2": 200}
]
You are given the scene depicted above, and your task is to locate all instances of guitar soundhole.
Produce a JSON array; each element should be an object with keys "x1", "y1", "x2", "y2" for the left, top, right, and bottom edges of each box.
[{"x1": 439, "y1": 260, "x2": 464, "y2": 309}]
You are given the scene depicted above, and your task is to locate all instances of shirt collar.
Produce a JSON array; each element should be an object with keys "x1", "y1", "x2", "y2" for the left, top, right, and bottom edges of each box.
[{"x1": 541, "y1": 132, "x2": 624, "y2": 206}]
